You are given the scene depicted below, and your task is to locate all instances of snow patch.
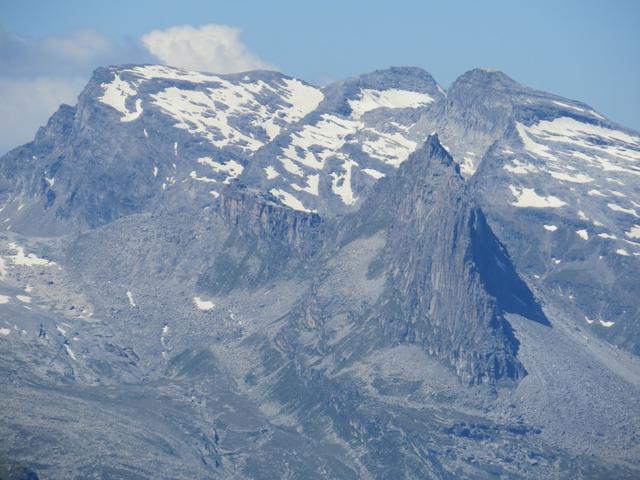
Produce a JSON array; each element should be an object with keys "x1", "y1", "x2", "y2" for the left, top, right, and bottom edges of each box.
[
  {"x1": 503, "y1": 160, "x2": 538, "y2": 174},
  {"x1": 527, "y1": 116, "x2": 639, "y2": 146},
  {"x1": 331, "y1": 159, "x2": 358, "y2": 205},
  {"x1": 515, "y1": 123, "x2": 554, "y2": 160},
  {"x1": 280, "y1": 78, "x2": 324, "y2": 121},
  {"x1": 99, "y1": 73, "x2": 143, "y2": 122},
  {"x1": 548, "y1": 171, "x2": 593, "y2": 183},
  {"x1": 348, "y1": 89, "x2": 433, "y2": 118},
  {"x1": 543, "y1": 225, "x2": 558, "y2": 232},
  {"x1": 552, "y1": 100, "x2": 586, "y2": 113},
  {"x1": 588, "y1": 189, "x2": 606, "y2": 198},
  {"x1": 193, "y1": 296, "x2": 215, "y2": 311},
  {"x1": 460, "y1": 155, "x2": 476, "y2": 176},
  {"x1": 161, "y1": 324, "x2": 169, "y2": 347},
  {"x1": 576, "y1": 229, "x2": 589, "y2": 240},
  {"x1": 509, "y1": 186, "x2": 566, "y2": 208},
  {"x1": 190, "y1": 171, "x2": 217, "y2": 183},
  {"x1": 269, "y1": 188, "x2": 311, "y2": 212},
  {"x1": 607, "y1": 203, "x2": 638, "y2": 217},
  {"x1": 197, "y1": 157, "x2": 244, "y2": 184},
  {"x1": 126, "y1": 291, "x2": 136, "y2": 307},
  {"x1": 360, "y1": 129, "x2": 417, "y2": 166},
  {"x1": 130, "y1": 65, "x2": 219, "y2": 83},
  {"x1": 264, "y1": 166, "x2": 280, "y2": 180},
  {"x1": 65, "y1": 345, "x2": 77, "y2": 360},
  {"x1": 597, "y1": 233, "x2": 617, "y2": 240},
  {"x1": 151, "y1": 75, "x2": 322, "y2": 152},
  {"x1": 625, "y1": 225, "x2": 640, "y2": 239},
  {"x1": 362, "y1": 168, "x2": 385, "y2": 179},
  {"x1": 282, "y1": 114, "x2": 360, "y2": 171},
  {"x1": 5, "y1": 242, "x2": 54, "y2": 267}
]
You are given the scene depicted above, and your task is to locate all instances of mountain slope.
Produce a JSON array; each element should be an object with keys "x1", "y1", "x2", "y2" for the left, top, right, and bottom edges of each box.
[{"x1": 0, "y1": 64, "x2": 639, "y2": 479}]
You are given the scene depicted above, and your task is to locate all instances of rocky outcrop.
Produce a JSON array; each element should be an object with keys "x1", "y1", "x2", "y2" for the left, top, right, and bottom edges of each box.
[
  {"x1": 216, "y1": 184, "x2": 324, "y2": 259},
  {"x1": 354, "y1": 134, "x2": 547, "y2": 384},
  {"x1": 197, "y1": 185, "x2": 325, "y2": 294}
]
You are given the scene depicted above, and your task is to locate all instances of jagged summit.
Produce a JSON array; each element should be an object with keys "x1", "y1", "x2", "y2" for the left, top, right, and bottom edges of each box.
[{"x1": 421, "y1": 132, "x2": 457, "y2": 168}]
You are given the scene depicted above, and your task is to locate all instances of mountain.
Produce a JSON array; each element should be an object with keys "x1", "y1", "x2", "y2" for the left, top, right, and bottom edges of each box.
[{"x1": 0, "y1": 64, "x2": 639, "y2": 479}]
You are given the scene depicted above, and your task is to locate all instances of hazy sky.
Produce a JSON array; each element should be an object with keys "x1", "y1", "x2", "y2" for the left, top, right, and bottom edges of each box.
[{"x1": 1, "y1": 0, "x2": 639, "y2": 153}]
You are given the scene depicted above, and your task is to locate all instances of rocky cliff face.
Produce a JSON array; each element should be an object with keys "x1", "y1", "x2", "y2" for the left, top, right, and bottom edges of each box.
[
  {"x1": 196, "y1": 184, "x2": 326, "y2": 294},
  {"x1": 216, "y1": 184, "x2": 324, "y2": 258},
  {"x1": 420, "y1": 69, "x2": 523, "y2": 175}
]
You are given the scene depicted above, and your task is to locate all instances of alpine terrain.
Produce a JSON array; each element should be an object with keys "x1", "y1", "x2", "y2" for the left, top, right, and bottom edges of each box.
[{"x1": 0, "y1": 64, "x2": 639, "y2": 479}]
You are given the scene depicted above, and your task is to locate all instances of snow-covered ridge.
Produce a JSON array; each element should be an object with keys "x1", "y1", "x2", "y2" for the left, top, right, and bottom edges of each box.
[
  {"x1": 98, "y1": 65, "x2": 324, "y2": 152},
  {"x1": 551, "y1": 100, "x2": 605, "y2": 120},
  {"x1": 263, "y1": 87, "x2": 436, "y2": 212},
  {"x1": 95, "y1": 66, "x2": 442, "y2": 214}
]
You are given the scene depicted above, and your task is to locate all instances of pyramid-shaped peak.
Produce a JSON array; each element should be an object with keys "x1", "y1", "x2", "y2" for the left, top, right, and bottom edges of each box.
[{"x1": 452, "y1": 67, "x2": 523, "y2": 91}]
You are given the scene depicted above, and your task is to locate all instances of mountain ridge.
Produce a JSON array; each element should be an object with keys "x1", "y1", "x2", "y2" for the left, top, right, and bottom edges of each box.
[{"x1": 1, "y1": 62, "x2": 639, "y2": 479}]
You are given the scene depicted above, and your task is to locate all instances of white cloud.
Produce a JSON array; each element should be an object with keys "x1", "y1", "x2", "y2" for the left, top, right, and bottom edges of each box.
[
  {"x1": 141, "y1": 24, "x2": 273, "y2": 74},
  {"x1": 0, "y1": 76, "x2": 86, "y2": 154}
]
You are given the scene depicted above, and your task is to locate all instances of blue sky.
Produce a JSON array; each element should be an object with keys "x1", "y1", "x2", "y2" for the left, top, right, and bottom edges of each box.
[{"x1": 1, "y1": 0, "x2": 639, "y2": 153}]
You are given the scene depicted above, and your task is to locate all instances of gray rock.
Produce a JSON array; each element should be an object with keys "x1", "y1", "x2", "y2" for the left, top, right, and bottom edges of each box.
[{"x1": 0, "y1": 63, "x2": 639, "y2": 479}]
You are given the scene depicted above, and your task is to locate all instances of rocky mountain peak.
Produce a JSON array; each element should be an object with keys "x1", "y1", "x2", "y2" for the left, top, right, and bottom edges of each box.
[
  {"x1": 451, "y1": 67, "x2": 523, "y2": 93},
  {"x1": 343, "y1": 133, "x2": 547, "y2": 384}
]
